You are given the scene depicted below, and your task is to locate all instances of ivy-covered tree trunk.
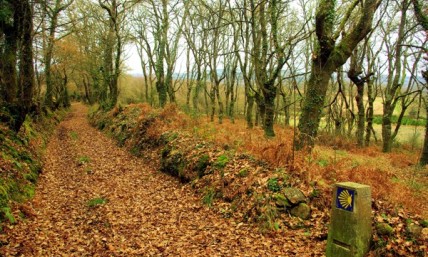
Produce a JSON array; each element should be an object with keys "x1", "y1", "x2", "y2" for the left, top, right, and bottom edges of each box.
[
  {"x1": 297, "y1": 68, "x2": 333, "y2": 148},
  {"x1": 155, "y1": 0, "x2": 168, "y2": 107},
  {"x1": 1, "y1": 24, "x2": 18, "y2": 104},
  {"x1": 16, "y1": 0, "x2": 35, "y2": 131},
  {"x1": 43, "y1": 24, "x2": 56, "y2": 109},
  {"x1": 296, "y1": 0, "x2": 380, "y2": 150},
  {"x1": 0, "y1": 0, "x2": 34, "y2": 132},
  {"x1": 365, "y1": 78, "x2": 375, "y2": 145},
  {"x1": 263, "y1": 83, "x2": 277, "y2": 137}
]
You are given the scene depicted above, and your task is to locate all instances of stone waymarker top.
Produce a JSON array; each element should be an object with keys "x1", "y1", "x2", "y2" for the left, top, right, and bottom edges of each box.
[{"x1": 326, "y1": 182, "x2": 372, "y2": 257}]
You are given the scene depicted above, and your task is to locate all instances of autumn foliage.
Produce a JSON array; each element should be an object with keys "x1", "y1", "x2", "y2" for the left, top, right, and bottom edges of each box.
[{"x1": 90, "y1": 103, "x2": 428, "y2": 256}]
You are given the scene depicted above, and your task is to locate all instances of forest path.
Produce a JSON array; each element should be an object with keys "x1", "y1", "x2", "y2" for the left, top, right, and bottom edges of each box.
[{"x1": 0, "y1": 103, "x2": 321, "y2": 256}]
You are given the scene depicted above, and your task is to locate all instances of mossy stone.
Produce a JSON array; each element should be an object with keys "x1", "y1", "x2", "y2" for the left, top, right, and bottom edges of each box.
[
  {"x1": 376, "y1": 223, "x2": 394, "y2": 236},
  {"x1": 290, "y1": 203, "x2": 311, "y2": 220},
  {"x1": 326, "y1": 182, "x2": 372, "y2": 257},
  {"x1": 406, "y1": 223, "x2": 422, "y2": 238},
  {"x1": 273, "y1": 193, "x2": 291, "y2": 209},
  {"x1": 283, "y1": 187, "x2": 306, "y2": 205}
]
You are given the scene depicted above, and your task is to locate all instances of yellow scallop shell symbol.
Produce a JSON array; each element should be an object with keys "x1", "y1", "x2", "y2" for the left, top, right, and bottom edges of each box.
[{"x1": 338, "y1": 190, "x2": 352, "y2": 209}]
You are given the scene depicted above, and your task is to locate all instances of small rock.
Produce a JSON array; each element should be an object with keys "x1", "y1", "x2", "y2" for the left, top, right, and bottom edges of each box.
[
  {"x1": 407, "y1": 223, "x2": 423, "y2": 238},
  {"x1": 283, "y1": 187, "x2": 306, "y2": 205},
  {"x1": 290, "y1": 203, "x2": 311, "y2": 220},
  {"x1": 376, "y1": 223, "x2": 394, "y2": 235},
  {"x1": 273, "y1": 193, "x2": 291, "y2": 209}
]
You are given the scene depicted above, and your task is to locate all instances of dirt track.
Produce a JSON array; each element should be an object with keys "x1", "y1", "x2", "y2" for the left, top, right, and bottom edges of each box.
[{"x1": 0, "y1": 103, "x2": 323, "y2": 256}]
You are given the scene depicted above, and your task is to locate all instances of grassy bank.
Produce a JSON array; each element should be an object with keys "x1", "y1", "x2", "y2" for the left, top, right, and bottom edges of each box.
[{"x1": 0, "y1": 109, "x2": 67, "y2": 226}]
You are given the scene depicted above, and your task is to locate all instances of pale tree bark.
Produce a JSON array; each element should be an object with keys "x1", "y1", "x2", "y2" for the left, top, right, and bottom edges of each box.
[
  {"x1": 165, "y1": 2, "x2": 188, "y2": 104},
  {"x1": 380, "y1": 0, "x2": 409, "y2": 152},
  {"x1": 182, "y1": 2, "x2": 208, "y2": 112},
  {"x1": 134, "y1": 0, "x2": 185, "y2": 107},
  {"x1": 364, "y1": 48, "x2": 381, "y2": 145},
  {"x1": 98, "y1": 0, "x2": 131, "y2": 108},
  {"x1": 249, "y1": 0, "x2": 305, "y2": 137},
  {"x1": 421, "y1": 71, "x2": 428, "y2": 165},
  {"x1": 233, "y1": 0, "x2": 257, "y2": 128},
  {"x1": 411, "y1": 0, "x2": 428, "y2": 165},
  {"x1": 348, "y1": 40, "x2": 375, "y2": 147},
  {"x1": 43, "y1": 0, "x2": 74, "y2": 109}
]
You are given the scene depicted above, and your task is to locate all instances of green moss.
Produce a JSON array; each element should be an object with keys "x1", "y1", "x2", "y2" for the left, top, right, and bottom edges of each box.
[
  {"x1": 214, "y1": 154, "x2": 229, "y2": 169},
  {"x1": 273, "y1": 193, "x2": 291, "y2": 208},
  {"x1": 318, "y1": 159, "x2": 329, "y2": 167},
  {"x1": 21, "y1": 185, "x2": 35, "y2": 199},
  {"x1": 87, "y1": 197, "x2": 107, "y2": 208},
  {"x1": 77, "y1": 156, "x2": 91, "y2": 165},
  {"x1": 160, "y1": 131, "x2": 179, "y2": 144},
  {"x1": 195, "y1": 154, "x2": 210, "y2": 178},
  {"x1": 0, "y1": 207, "x2": 15, "y2": 224},
  {"x1": 202, "y1": 187, "x2": 216, "y2": 207},
  {"x1": 23, "y1": 172, "x2": 38, "y2": 183},
  {"x1": 376, "y1": 223, "x2": 394, "y2": 235},
  {"x1": 238, "y1": 168, "x2": 249, "y2": 177},
  {"x1": 0, "y1": 107, "x2": 66, "y2": 225},
  {"x1": 69, "y1": 131, "x2": 78, "y2": 140},
  {"x1": 267, "y1": 178, "x2": 281, "y2": 192}
]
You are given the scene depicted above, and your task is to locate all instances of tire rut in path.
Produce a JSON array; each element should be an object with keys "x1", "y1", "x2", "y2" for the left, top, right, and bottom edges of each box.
[{"x1": 0, "y1": 103, "x2": 322, "y2": 256}]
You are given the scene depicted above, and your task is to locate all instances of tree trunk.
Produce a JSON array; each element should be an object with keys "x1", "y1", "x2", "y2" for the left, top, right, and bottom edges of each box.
[
  {"x1": 382, "y1": 101, "x2": 393, "y2": 152},
  {"x1": 419, "y1": 71, "x2": 428, "y2": 165},
  {"x1": 156, "y1": 80, "x2": 167, "y2": 107},
  {"x1": 365, "y1": 79, "x2": 375, "y2": 146},
  {"x1": 296, "y1": 0, "x2": 379, "y2": 150},
  {"x1": 209, "y1": 84, "x2": 216, "y2": 122},
  {"x1": 166, "y1": 74, "x2": 176, "y2": 104},
  {"x1": 381, "y1": 0, "x2": 408, "y2": 152},
  {"x1": 192, "y1": 76, "x2": 202, "y2": 112},
  {"x1": 216, "y1": 83, "x2": 224, "y2": 124},
  {"x1": 1, "y1": 26, "x2": 18, "y2": 104},
  {"x1": 43, "y1": 1, "x2": 61, "y2": 110},
  {"x1": 185, "y1": 49, "x2": 192, "y2": 111},
  {"x1": 420, "y1": 98, "x2": 428, "y2": 165},
  {"x1": 348, "y1": 57, "x2": 368, "y2": 147},
  {"x1": 263, "y1": 82, "x2": 276, "y2": 137},
  {"x1": 355, "y1": 84, "x2": 365, "y2": 146},
  {"x1": 296, "y1": 67, "x2": 333, "y2": 149},
  {"x1": 15, "y1": 0, "x2": 35, "y2": 132},
  {"x1": 246, "y1": 95, "x2": 255, "y2": 129},
  {"x1": 264, "y1": 94, "x2": 276, "y2": 137}
]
